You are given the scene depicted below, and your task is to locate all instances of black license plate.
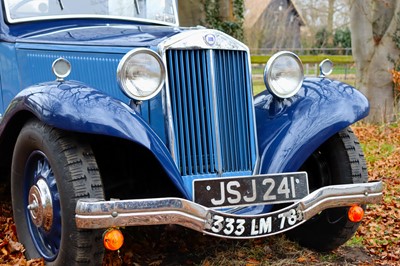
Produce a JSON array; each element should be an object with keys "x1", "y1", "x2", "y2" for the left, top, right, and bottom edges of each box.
[
  {"x1": 193, "y1": 172, "x2": 308, "y2": 208},
  {"x1": 205, "y1": 203, "x2": 304, "y2": 238}
]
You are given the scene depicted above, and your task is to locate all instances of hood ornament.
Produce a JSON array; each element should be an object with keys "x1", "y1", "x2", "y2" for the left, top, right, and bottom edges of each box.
[{"x1": 204, "y1": 34, "x2": 216, "y2": 46}]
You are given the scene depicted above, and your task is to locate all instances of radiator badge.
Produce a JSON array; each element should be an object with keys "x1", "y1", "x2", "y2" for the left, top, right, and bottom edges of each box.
[{"x1": 204, "y1": 34, "x2": 216, "y2": 46}]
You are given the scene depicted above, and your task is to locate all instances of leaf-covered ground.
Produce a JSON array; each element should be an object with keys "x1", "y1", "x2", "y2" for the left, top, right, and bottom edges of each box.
[
  {"x1": 1, "y1": 123, "x2": 399, "y2": 265},
  {"x1": 352, "y1": 123, "x2": 400, "y2": 265}
]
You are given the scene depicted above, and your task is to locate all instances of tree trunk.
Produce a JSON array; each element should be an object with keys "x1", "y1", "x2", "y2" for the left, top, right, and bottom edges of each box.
[
  {"x1": 350, "y1": 0, "x2": 400, "y2": 122},
  {"x1": 327, "y1": 0, "x2": 335, "y2": 46}
]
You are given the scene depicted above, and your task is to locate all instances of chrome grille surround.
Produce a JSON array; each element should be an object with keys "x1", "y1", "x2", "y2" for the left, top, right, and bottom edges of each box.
[{"x1": 158, "y1": 29, "x2": 259, "y2": 177}]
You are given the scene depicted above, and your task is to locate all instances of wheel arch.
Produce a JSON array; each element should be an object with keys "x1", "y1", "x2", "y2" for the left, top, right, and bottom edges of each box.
[
  {"x1": 0, "y1": 81, "x2": 187, "y2": 198},
  {"x1": 255, "y1": 78, "x2": 369, "y2": 174}
]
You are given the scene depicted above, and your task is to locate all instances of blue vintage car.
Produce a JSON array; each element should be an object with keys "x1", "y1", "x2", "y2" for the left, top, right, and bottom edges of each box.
[{"x1": 0, "y1": 0, "x2": 382, "y2": 265}]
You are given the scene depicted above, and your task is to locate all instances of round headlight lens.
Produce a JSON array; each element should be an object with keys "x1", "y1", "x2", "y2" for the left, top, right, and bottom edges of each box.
[
  {"x1": 117, "y1": 49, "x2": 165, "y2": 101},
  {"x1": 264, "y1": 51, "x2": 304, "y2": 98}
]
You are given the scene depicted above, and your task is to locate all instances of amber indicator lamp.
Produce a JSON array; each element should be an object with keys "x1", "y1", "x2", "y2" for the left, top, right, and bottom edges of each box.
[
  {"x1": 348, "y1": 205, "x2": 364, "y2": 223},
  {"x1": 103, "y1": 228, "x2": 124, "y2": 251}
]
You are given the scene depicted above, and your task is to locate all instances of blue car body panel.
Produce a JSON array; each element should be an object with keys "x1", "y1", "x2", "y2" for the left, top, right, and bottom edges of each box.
[
  {"x1": 18, "y1": 24, "x2": 180, "y2": 46},
  {"x1": 255, "y1": 78, "x2": 369, "y2": 175},
  {"x1": 0, "y1": 23, "x2": 184, "y2": 142},
  {"x1": 0, "y1": 14, "x2": 370, "y2": 205},
  {"x1": 0, "y1": 81, "x2": 188, "y2": 197},
  {"x1": 0, "y1": 77, "x2": 370, "y2": 203}
]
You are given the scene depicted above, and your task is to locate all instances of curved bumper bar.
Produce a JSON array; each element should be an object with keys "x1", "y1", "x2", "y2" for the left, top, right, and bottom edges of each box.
[{"x1": 75, "y1": 181, "x2": 382, "y2": 238}]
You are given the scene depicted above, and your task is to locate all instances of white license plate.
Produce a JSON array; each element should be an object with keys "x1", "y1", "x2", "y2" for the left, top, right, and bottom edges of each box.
[{"x1": 193, "y1": 172, "x2": 309, "y2": 208}]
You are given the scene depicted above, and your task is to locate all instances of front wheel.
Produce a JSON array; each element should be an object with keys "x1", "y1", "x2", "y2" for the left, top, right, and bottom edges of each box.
[
  {"x1": 11, "y1": 119, "x2": 105, "y2": 265},
  {"x1": 286, "y1": 127, "x2": 368, "y2": 251}
]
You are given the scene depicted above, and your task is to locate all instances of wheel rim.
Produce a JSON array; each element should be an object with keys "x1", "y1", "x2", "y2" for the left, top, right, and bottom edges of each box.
[{"x1": 24, "y1": 151, "x2": 61, "y2": 261}]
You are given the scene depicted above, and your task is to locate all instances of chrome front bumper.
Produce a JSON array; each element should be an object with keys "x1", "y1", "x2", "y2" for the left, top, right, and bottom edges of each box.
[{"x1": 75, "y1": 181, "x2": 382, "y2": 239}]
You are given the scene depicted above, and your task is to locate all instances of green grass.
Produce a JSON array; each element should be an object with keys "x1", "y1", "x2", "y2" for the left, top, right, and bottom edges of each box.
[
  {"x1": 318, "y1": 253, "x2": 340, "y2": 262},
  {"x1": 346, "y1": 235, "x2": 364, "y2": 247},
  {"x1": 360, "y1": 142, "x2": 396, "y2": 163},
  {"x1": 252, "y1": 65, "x2": 356, "y2": 76},
  {"x1": 252, "y1": 81, "x2": 265, "y2": 95}
]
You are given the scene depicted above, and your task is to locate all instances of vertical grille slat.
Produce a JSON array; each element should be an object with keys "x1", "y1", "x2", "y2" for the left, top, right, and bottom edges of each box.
[{"x1": 167, "y1": 49, "x2": 255, "y2": 176}]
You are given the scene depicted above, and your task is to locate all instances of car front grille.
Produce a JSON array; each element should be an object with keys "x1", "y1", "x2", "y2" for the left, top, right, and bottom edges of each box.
[{"x1": 166, "y1": 49, "x2": 256, "y2": 176}]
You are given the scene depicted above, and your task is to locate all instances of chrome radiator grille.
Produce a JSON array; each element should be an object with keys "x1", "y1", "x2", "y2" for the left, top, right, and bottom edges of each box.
[{"x1": 166, "y1": 49, "x2": 256, "y2": 177}]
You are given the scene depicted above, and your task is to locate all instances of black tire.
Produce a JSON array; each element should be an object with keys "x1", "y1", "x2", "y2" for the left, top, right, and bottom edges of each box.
[
  {"x1": 11, "y1": 119, "x2": 105, "y2": 265},
  {"x1": 286, "y1": 127, "x2": 368, "y2": 251}
]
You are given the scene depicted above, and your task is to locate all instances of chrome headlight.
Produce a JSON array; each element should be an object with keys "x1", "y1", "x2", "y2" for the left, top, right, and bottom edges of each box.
[
  {"x1": 52, "y1": 57, "x2": 71, "y2": 82},
  {"x1": 117, "y1": 48, "x2": 166, "y2": 101},
  {"x1": 264, "y1": 51, "x2": 304, "y2": 98},
  {"x1": 319, "y1": 59, "x2": 334, "y2": 77}
]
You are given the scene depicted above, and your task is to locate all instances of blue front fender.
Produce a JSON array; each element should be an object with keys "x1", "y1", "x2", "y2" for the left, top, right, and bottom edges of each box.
[
  {"x1": 2, "y1": 81, "x2": 187, "y2": 197},
  {"x1": 255, "y1": 78, "x2": 369, "y2": 174}
]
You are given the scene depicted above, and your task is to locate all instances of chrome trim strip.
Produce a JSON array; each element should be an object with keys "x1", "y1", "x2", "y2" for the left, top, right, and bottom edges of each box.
[
  {"x1": 248, "y1": 52, "x2": 260, "y2": 175},
  {"x1": 159, "y1": 50, "x2": 176, "y2": 163},
  {"x1": 76, "y1": 181, "x2": 383, "y2": 239},
  {"x1": 3, "y1": 0, "x2": 179, "y2": 26},
  {"x1": 299, "y1": 182, "x2": 381, "y2": 220},
  {"x1": 3, "y1": 14, "x2": 179, "y2": 26},
  {"x1": 158, "y1": 30, "x2": 249, "y2": 51},
  {"x1": 209, "y1": 50, "x2": 223, "y2": 176},
  {"x1": 173, "y1": 0, "x2": 180, "y2": 26}
]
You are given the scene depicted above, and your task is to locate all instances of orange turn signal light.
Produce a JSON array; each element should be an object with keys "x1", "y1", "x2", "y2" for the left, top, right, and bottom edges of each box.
[
  {"x1": 103, "y1": 228, "x2": 124, "y2": 251},
  {"x1": 348, "y1": 205, "x2": 364, "y2": 222}
]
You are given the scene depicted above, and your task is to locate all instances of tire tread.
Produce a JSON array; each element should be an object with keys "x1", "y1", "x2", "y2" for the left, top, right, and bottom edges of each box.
[
  {"x1": 286, "y1": 127, "x2": 368, "y2": 251},
  {"x1": 11, "y1": 119, "x2": 105, "y2": 266}
]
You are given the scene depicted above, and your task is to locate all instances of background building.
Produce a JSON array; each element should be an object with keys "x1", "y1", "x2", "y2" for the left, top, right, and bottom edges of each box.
[
  {"x1": 244, "y1": 0, "x2": 304, "y2": 52},
  {"x1": 178, "y1": 0, "x2": 304, "y2": 52}
]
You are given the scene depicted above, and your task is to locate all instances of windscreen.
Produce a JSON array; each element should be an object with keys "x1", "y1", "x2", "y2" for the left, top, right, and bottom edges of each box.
[{"x1": 4, "y1": 0, "x2": 178, "y2": 25}]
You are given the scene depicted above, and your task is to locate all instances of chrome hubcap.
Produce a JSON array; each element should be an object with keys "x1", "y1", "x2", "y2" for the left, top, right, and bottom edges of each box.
[{"x1": 28, "y1": 179, "x2": 53, "y2": 231}]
